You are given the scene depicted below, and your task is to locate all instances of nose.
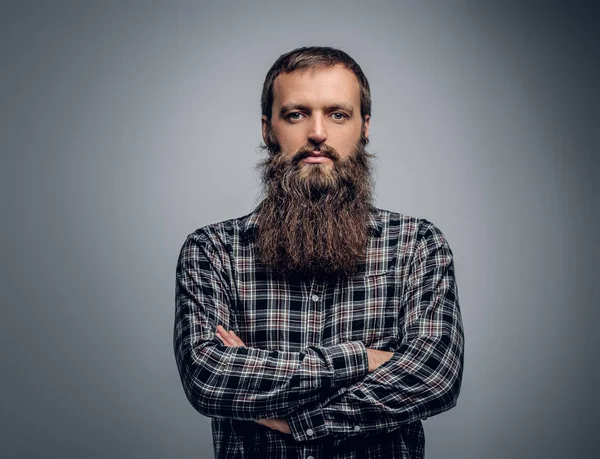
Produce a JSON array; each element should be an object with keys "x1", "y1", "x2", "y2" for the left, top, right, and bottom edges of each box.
[{"x1": 308, "y1": 113, "x2": 327, "y2": 145}]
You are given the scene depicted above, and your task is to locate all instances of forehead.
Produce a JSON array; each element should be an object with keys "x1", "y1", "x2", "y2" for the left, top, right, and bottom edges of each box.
[{"x1": 272, "y1": 65, "x2": 361, "y2": 108}]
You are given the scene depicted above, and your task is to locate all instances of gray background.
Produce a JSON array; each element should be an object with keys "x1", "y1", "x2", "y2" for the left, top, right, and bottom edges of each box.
[{"x1": 2, "y1": 1, "x2": 598, "y2": 458}]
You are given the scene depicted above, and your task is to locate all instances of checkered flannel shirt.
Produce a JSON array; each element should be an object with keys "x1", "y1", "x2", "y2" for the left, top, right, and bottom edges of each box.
[{"x1": 173, "y1": 204, "x2": 464, "y2": 458}]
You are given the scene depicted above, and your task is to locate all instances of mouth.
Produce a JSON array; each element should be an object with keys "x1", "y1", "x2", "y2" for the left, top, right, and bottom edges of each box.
[
  {"x1": 299, "y1": 150, "x2": 333, "y2": 164},
  {"x1": 302, "y1": 156, "x2": 331, "y2": 164}
]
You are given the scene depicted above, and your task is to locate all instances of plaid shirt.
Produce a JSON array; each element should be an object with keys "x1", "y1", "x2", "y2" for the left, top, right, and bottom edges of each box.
[{"x1": 173, "y1": 204, "x2": 464, "y2": 459}]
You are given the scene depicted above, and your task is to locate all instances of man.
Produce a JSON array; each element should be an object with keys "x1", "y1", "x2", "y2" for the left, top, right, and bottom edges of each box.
[{"x1": 173, "y1": 46, "x2": 464, "y2": 459}]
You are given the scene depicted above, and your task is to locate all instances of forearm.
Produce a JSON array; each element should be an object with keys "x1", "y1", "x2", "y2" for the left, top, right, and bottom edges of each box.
[
  {"x1": 286, "y1": 332, "x2": 463, "y2": 441},
  {"x1": 174, "y1": 322, "x2": 369, "y2": 420},
  {"x1": 174, "y1": 232, "x2": 370, "y2": 421},
  {"x1": 287, "y1": 220, "x2": 465, "y2": 442}
]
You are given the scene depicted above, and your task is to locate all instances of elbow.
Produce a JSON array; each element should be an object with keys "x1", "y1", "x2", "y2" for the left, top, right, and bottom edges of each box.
[
  {"x1": 443, "y1": 370, "x2": 463, "y2": 410},
  {"x1": 421, "y1": 372, "x2": 462, "y2": 421},
  {"x1": 437, "y1": 328, "x2": 464, "y2": 411},
  {"x1": 181, "y1": 363, "x2": 215, "y2": 417},
  {"x1": 425, "y1": 339, "x2": 464, "y2": 418},
  {"x1": 175, "y1": 343, "x2": 266, "y2": 420},
  {"x1": 175, "y1": 341, "x2": 225, "y2": 418},
  {"x1": 437, "y1": 358, "x2": 464, "y2": 414}
]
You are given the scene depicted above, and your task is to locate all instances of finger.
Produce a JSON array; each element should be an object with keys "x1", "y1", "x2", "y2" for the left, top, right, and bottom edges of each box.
[
  {"x1": 218, "y1": 326, "x2": 245, "y2": 347},
  {"x1": 215, "y1": 330, "x2": 236, "y2": 347},
  {"x1": 270, "y1": 419, "x2": 290, "y2": 434},
  {"x1": 229, "y1": 330, "x2": 246, "y2": 347},
  {"x1": 215, "y1": 332, "x2": 229, "y2": 346},
  {"x1": 216, "y1": 326, "x2": 237, "y2": 347},
  {"x1": 222, "y1": 330, "x2": 239, "y2": 347}
]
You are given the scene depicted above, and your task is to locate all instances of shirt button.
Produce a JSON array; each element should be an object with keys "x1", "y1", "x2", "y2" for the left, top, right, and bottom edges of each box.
[
  {"x1": 354, "y1": 425, "x2": 361, "y2": 432},
  {"x1": 311, "y1": 294, "x2": 319, "y2": 302},
  {"x1": 306, "y1": 428, "x2": 314, "y2": 436},
  {"x1": 307, "y1": 456, "x2": 315, "y2": 459}
]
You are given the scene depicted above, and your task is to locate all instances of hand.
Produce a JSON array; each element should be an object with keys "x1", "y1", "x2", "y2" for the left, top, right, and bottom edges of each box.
[
  {"x1": 215, "y1": 325, "x2": 246, "y2": 347},
  {"x1": 214, "y1": 326, "x2": 291, "y2": 435},
  {"x1": 256, "y1": 417, "x2": 291, "y2": 435},
  {"x1": 366, "y1": 348, "x2": 394, "y2": 372}
]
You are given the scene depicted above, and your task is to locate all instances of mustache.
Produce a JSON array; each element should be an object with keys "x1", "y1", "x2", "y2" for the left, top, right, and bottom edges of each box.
[{"x1": 292, "y1": 143, "x2": 340, "y2": 163}]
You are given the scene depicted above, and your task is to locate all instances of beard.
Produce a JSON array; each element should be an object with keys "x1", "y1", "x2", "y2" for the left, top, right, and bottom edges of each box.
[{"x1": 255, "y1": 123, "x2": 375, "y2": 278}]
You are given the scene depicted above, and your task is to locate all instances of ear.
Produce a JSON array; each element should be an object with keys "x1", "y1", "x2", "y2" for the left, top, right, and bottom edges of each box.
[
  {"x1": 363, "y1": 114, "x2": 371, "y2": 140},
  {"x1": 261, "y1": 115, "x2": 269, "y2": 144}
]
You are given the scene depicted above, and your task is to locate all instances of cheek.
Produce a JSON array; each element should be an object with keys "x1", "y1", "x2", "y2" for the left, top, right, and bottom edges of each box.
[
  {"x1": 272, "y1": 125, "x2": 305, "y2": 152},
  {"x1": 331, "y1": 133, "x2": 360, "y2": 156}
]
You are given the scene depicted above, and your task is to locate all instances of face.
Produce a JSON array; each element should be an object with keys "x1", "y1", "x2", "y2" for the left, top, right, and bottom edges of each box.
[
  {"x1": 261, "y1": 64, "x2": 370, "y2": 171},
  {"x1": 256, "y1": 63, "x2": 375, "y2": 276}
]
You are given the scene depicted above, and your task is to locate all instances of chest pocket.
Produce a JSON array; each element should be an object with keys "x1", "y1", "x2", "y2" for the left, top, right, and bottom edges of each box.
[{"x1": 325, "y1": 265, "x2": 401, "y2": 350}]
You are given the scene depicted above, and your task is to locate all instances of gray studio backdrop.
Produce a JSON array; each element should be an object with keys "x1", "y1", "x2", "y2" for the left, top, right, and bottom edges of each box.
[{"x1": 2, "y1": 1, "x2": 598, "y2": 458}]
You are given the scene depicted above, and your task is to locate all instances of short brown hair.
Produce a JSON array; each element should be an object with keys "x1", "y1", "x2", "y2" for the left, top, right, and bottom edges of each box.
[{"x1": 261, "y1": 46, "x2": 371, "y2": 122}]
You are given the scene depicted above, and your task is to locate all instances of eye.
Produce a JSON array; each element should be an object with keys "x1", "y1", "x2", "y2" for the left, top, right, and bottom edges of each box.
[
  {"x1": 286, "y1": 112, "x2": 303, "y2": 121},
  {"x1": 331, "y1": 112, "x2": 347, "y2": 121}
]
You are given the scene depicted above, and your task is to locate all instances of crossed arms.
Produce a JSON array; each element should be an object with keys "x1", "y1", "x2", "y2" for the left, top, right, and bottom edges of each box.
[
  {"x1": 214, "y1": 325, "x2": 395, "y2": 435},
  {"x1": 173, "y1": 221, "x2": 464, "y2": 443}
]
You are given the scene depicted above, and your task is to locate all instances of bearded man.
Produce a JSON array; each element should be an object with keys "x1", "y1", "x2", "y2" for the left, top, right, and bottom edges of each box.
[{"x1": 173, "y1": 46, "x2": 464, "y2": 459}]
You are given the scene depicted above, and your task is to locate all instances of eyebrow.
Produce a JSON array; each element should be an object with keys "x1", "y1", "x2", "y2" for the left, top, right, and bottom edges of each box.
[{"x1": 279, "y1": 102, "x2": 354, "y2": 117}]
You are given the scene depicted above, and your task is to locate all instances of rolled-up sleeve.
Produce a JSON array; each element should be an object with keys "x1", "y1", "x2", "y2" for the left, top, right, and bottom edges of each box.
[
  {"x1": 173, "y1": 232, "x2": 370, "y2": 421},
  {"x1": 286, "y1": 221, "x2": 464, "y2": 442}
]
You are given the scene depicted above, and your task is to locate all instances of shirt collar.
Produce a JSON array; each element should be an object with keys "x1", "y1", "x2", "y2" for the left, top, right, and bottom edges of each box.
[{"x1": 243, "y1": 201, "x2": 383, "y2": 237}]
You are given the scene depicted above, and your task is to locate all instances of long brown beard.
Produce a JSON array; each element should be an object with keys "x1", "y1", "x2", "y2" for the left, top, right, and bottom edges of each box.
[{"x1": 255, "y1": 124, "x2": 375, "y2": 278}]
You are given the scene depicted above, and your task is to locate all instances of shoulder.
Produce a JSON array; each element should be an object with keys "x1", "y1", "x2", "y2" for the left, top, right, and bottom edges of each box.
[
  {"x1": 373, "y1": 207, "x2": 452, "y2": 262},
  {"x1": 374, "y1": 207, "x2": 447, "y2": 243},
  {"x1": 178, "y1": 208, "x2": 258, "y2": 260}
]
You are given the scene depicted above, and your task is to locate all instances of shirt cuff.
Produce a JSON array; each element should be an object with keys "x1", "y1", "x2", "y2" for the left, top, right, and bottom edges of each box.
[
  {"x1": 319, "y1": 340, "x2": 369, "y2": 387},
  {"x1": 287, "y1": 402, "x2": 328, "y2": 442}
]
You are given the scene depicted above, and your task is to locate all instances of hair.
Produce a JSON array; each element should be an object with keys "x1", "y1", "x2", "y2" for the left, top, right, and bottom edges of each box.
[{"x1": 261, "y1": 46, "x2": 371, "y2": 123}]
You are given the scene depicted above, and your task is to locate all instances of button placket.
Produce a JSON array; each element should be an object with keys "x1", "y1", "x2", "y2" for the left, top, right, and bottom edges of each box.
[
  {"x1": 309, "y1": 275, "x2": 326, "y2": 305},
  {"x1": 304, "y1": 447, "x2": 317, "y2": 459},
  {"x1": 307, "y1": 276, "x2": 326, "y2": 345}
]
